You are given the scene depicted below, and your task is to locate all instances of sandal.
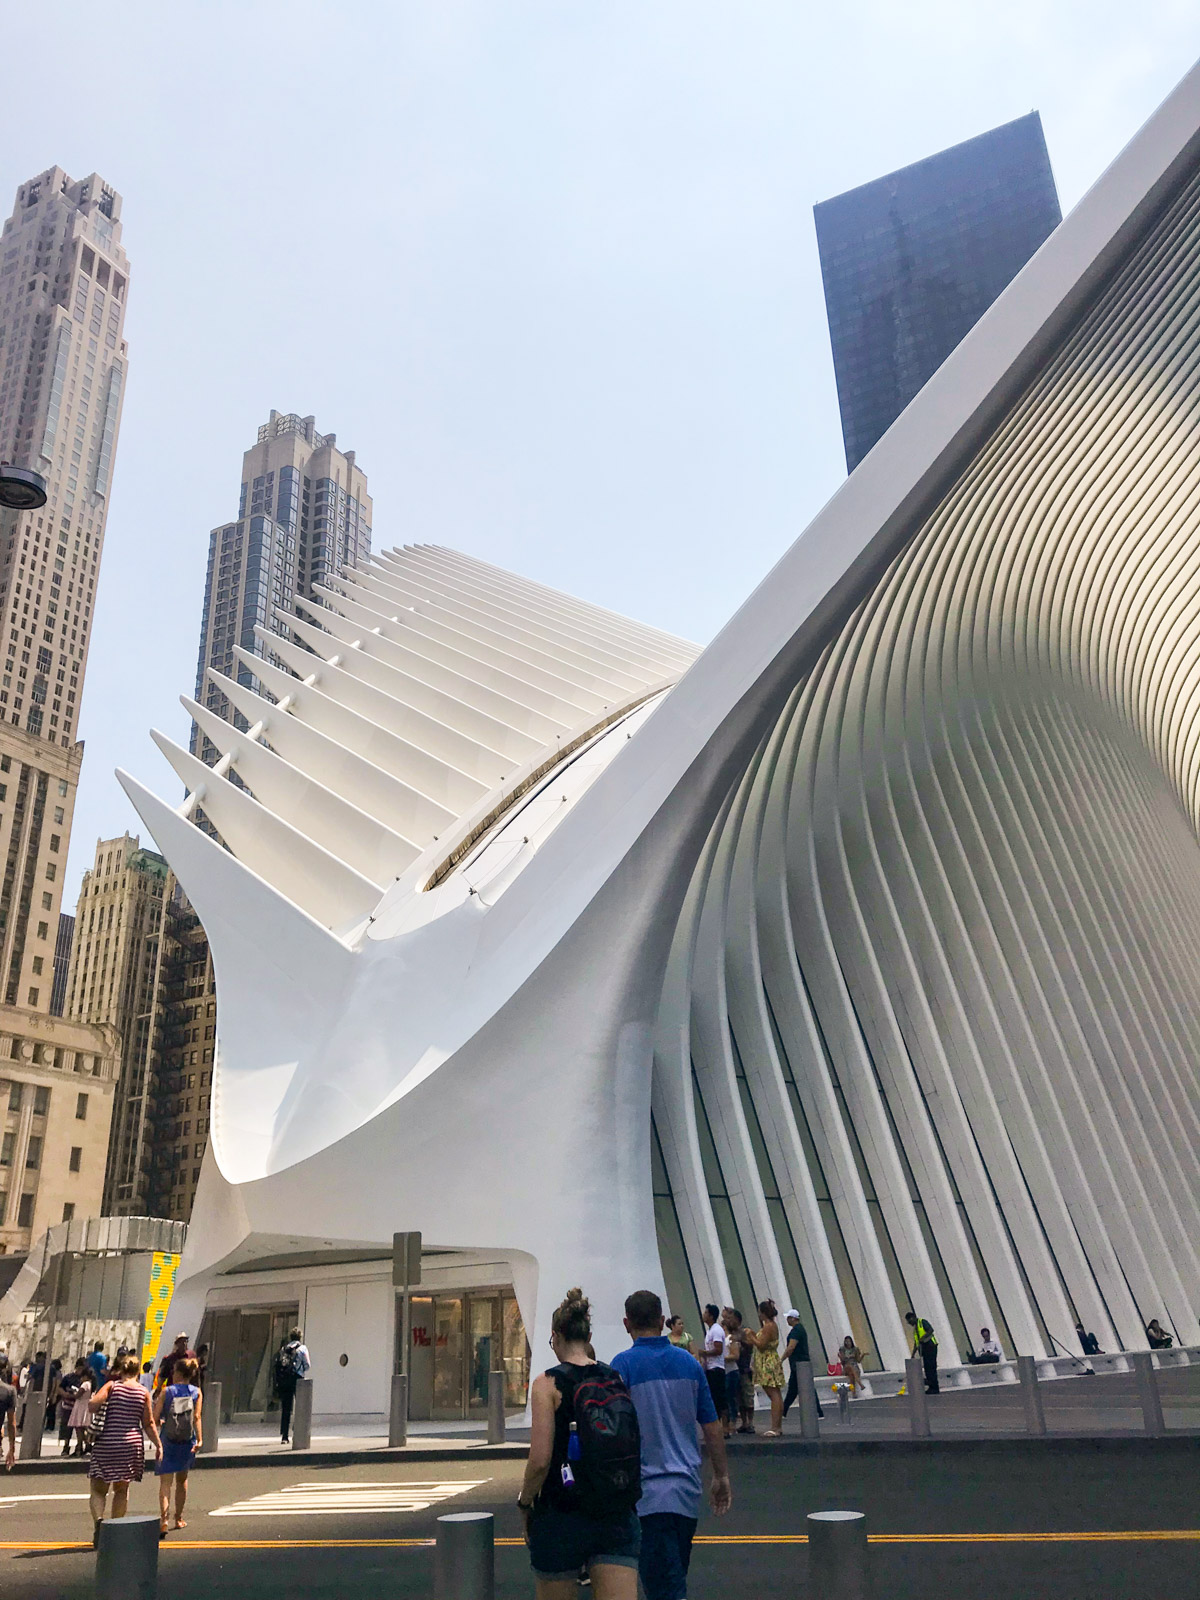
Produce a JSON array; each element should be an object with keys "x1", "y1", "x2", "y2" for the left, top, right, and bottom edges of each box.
[
  {"x1": 173, "y1": 1518, "x2": 187, "y2": 1529},
  {"x1": 764, "y1": 1429, "x2": 781, "y2": 1438}
]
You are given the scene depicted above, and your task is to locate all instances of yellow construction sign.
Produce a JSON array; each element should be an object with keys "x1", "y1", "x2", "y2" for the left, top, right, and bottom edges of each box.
[{"x1": 141, "y1": 1251, "x2": 180, "y2": 1367}]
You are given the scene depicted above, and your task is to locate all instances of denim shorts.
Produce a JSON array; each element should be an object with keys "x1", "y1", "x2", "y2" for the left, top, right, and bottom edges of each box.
[{"x1": 527, "y1": 1503, "x2": 642, "y2": 1580}]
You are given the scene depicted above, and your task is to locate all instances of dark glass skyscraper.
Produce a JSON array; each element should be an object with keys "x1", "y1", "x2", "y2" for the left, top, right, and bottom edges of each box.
[{"x1": 815, "y1": 112, "x2": 1061, "y2": 472}]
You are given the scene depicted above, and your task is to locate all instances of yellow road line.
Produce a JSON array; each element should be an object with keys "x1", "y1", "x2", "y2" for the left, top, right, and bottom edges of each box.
[{"x1": 3, "y1": 1529, "x2": 1199, "y2": 1552}]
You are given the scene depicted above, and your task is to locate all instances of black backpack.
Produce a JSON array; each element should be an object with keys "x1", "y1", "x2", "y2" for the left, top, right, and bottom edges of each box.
[
  {"x1": 553, "y1": 1364, "x2": 641, "y2": 1516},
  {"x1": 274, "y1": 1343, "x2": 303, "y2": 1390}
]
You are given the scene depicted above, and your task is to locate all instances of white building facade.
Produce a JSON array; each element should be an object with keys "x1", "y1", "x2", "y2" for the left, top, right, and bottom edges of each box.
[{"x1": 123, "y1": 58, "x2": 1200, "y2": 1417}]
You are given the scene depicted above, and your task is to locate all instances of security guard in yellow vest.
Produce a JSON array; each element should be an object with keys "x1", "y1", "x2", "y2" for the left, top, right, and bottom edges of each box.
[{"x1": 904, "y1": 1311, "x2": 939, "y2": 1393}]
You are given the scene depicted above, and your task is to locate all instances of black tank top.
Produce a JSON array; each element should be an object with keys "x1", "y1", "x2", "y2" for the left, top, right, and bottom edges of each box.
[{"x1": 537, "y1": 1361, "x2": 606, "y2": 1510}]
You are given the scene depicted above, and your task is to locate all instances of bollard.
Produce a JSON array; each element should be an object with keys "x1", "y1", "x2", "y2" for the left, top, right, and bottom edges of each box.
[
  {"x1": 17, "y1": 1393, "x2": 45, "y2": 1461},
  {"x1": 198, "y1": 1381, "x2": 221, "y2": 1454},
  {"x1": 487, "y1": 1369, "x2": 506, "y2": 1445},
  {"x1": 1017, "y1": 1356, "x2": 1046, "y2": 1436},
  {"x1": 836, "y1": 1383, "x2": 850, "y2": 1424},
  {"x1": 291, "y1": 1377, "x2": 313, "y2": 1451},
  {"x1": 389, "y1": 1372, "x2": 409, "y2": 1448},
  {"x1": 96, "y1": 1514, "x2": 159, "y2": 1600},
  {"x1": 435, "y1": 1510, "x2": 494, "y2": 1600},
  {"x1": 905, "y1": 1358, "x2": 930, "y2": 1438},
  {"x1": 808, "y1": 1509, "x2": 869, "y2": 1599},
  {"x1": 1131, "y1": 1351, "x2": 1165, "y2": 1436},
  {"x1": 797, "y1": 1360, "x2": 821, "y2": 1439}
]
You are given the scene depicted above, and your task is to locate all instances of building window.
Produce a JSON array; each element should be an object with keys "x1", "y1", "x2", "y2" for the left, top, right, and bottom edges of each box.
[
  {"x1": 75, "y1": 1092, "x2": 87, "y2": 1120},
  {"x1": 68, "y1": 1146, "x2": 81, "y2": 1173},
  {"x1": 44, "y1": 864, "x2": 55, "y2": 881},
  {"x1": 26, "y1": 988, "x2": 37, "y2": 1006},
  {"x1": 0, "y1": 1133, "x2": 12, "y2": 1166},
  {"x1": 17, "y1": 1192, "x2": 33, "y2": 1227},
  {"x1": 8, "y1": 1082, "x2": 22, "y2": 1112},
  {"x1": 36, "y1": 922, "x2": 47, "y2": 940},
  {"x1": 24, "y1": 1136, "x2": 40, "y2": 1169},
  {"x1": 57, "y1": 779, "x2": 67, "y2": 796},
  {"x1": 62, "y1": 1202, "x2": 74, "y2": 1221},
  {"x1": 31, "y1": 957, "x2": 43, "y2": 976},
  {"x1": 33, "y1": 1085, "x2": 48, "y2": 1115}
]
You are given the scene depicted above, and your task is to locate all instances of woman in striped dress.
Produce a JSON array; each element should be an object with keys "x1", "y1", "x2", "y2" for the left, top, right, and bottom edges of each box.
[{"x1": 87, "y1": 1353, "x2": 162, "y2": 1544}]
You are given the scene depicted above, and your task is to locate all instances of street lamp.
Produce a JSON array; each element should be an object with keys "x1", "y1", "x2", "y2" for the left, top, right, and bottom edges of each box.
[{"x1": 0, "y1": 464, "x2": 47, "y2": 510}]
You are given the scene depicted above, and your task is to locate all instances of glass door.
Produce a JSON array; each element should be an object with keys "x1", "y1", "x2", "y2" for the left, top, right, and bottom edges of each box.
[
  {"x1": 467, "y1": 1296, "x2": 497, "y2": 1413},
  {"x1": 432, "y1": 1296, "x2": 464, "y2": 1418}
]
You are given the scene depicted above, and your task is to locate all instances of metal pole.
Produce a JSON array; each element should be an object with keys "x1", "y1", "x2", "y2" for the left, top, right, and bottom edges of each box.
[
  {"x1": 1017, "y1": 1356, "x2": 1046, "y2": 1436},
  {"x1": 435, "y1": 1510, "x2": 494, "y2": 1600},
  {"x1": 797, "y1": 1360, "x2": 821, "y2": 1439},
  {"x1": 96, "y1": 1513, "x2": 159, "y2": 1600},
  {"x1": 291, "y1": 1376, "x2": 314, "y2": 1450},
  {"x1": 807, "y1": 1509, "x2": 870, "y2": 1600},
  {"x1": 905, "y1": 1357, "x2": 930, "y2": 1438},
  {"x1": 1131, "y1": 1351, "x2": 1165, "y2": 1436},
  {"x1": 487, "y1": 1369, "x2": 506, "y2": 1444},
  {"x1": 837, "y1": 1382, "x2": 850, "y2": 1424},
  {"x1": 389, "y1": 1372, "x2": 409, "y2": 1448},
  {"x1": 198, "y1": 1380, "x2": 221, "y2": 1454},
  {"x1": 17, "y1": 1385, "x2": 45, "y2": 1460}
]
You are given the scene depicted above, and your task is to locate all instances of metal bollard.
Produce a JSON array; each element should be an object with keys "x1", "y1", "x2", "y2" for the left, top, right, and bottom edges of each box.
[
  {"x1": 808, "y1": 1509, "x2": 870, "y2": 1599},
  {"x1": 837, "y1": 1383, "x2": 850, "y2": 1424},
  {"x1": 798, "y1": 1360, "x2": 821, "y2": 1439},
  {"x1": 389, "y1": 1372, "x2": 409, "y2": 1448},
  {"x1": 435, "y1": 1510, "x2": 494, "y2": 1600},
  {"x1": 487, "y1": 1369, "x2": 506, "y2": 1445},
  {"x1": 1131, "y1": 1351, "x2": 1165, "y2": 1436},
  {"x1": 96, "y1": 1513, "x2": 159, "y2": 1600},
  {"x1": 198, "y1": 1381, "x2": 221, "y2": 1454},
  {"x1": 905, "y1": 1358, "x2": 930, "y2": 1438},
  {"x1": 1017, "y1": 1356, "x2": 1046, "y2": 1436},
  {"x1": 291, "y1": 1377, "x2": 314, "y2": 1451},
  {"x1": 17, "y1": 1394, "x2": 45, "y2": 1461}
]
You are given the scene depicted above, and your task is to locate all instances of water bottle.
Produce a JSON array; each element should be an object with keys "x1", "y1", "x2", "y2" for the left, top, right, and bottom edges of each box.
[{"x1": 561, "y1": 1420, "x2": 580, "y2": 1486}]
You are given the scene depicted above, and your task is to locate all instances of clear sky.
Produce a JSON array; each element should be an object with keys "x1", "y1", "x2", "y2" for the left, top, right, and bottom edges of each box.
[{"x1": 4, "y1": 0, "x2": 1200, "y2": 904}]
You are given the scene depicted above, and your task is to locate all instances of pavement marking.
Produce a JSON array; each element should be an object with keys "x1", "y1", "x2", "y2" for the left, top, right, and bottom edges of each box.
[
  {"x1": 0, "y1": 1495, "x2": 91, "y2": 1505},
  {"x1": 209, "y1": 1478, "x2": 489, "y2": 1517}
]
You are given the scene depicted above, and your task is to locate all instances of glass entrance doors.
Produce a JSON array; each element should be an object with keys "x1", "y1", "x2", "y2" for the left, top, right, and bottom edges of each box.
[
  {"x1": 199, "y1": 1304, "x2": 298, "y2": 1420},
  {"x1": 409, "y1": 1289, "x2": 530, "y2": 1420}
]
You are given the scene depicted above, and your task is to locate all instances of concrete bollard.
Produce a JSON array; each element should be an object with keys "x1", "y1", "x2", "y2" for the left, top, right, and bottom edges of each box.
[
  {"x1": 905, "y1": 1358, "x2": 930, "y2": 1438},
  {"x1": 797, "y1": 1361, "x2": 821, "y2": 1439},
  {"x1": 389, "y1": 1372, "x2": 409, "y2": 1448},
  {"x1": 17, "y1": 1394, "x2": 45, "y2": 1461},
  {"x1": 1131, "y1": 1351, "x2": 1165, "y2": 1436},
  {"x1": 291, "y1": 1377, "x2": 314, "y2": 1451},
  {"x1": 435, "y1": 1510, "x2": 494, "y2": 1600},
  {"x1": 96, "y1": 1514, "x2": 159, "y2": 1600},
  {"x1": 487, "y1": 1369, "x2": 506, "y2": 1445},
  {"x1": 1017, "y1": 1356, "x2": 1046, "y2": 1436},
  {"x1": 808, "y1": 1509, "x2": 869, "y2": 1599},
  {"x1": 198, "y1": 1381, "x2": 221, "y2": 1454},
  {"x1": 836, "y1": 1383, "x2": 850, "y2": 1424}
]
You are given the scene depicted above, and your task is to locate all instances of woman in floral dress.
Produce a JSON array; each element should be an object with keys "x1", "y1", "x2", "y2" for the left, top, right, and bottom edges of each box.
[
  {"x1": 743, "y1": 1300, "x2": 786, "y2": 1437},
  {"x1": 87, "y1": 1353, "x2": 161, "y2": 1544}
]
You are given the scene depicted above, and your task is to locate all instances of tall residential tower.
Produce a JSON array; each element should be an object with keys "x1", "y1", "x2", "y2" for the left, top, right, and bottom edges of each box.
[
  {"x1": 815, "y1": 113, "x2": 1061, "y2": 471},
  {"x1": 0, "y1": 166, "x2": 131, "y2": 1250}
]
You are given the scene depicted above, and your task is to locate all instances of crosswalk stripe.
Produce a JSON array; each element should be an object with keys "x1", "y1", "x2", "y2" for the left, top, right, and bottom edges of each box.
[{"x1": 209, "y1": 1479, "x2": 488, "y2": 1518}]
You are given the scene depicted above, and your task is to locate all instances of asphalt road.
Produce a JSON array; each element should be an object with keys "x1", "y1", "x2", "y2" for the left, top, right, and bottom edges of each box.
[{"x1": 2, "y1": 1441, "x2": 1197, "y2": 1599}]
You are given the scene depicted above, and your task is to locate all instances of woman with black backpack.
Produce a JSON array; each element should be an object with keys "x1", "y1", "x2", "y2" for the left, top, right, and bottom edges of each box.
[{"x1": 517, "y1": 1288, "x2": 642, "y2": 1599}]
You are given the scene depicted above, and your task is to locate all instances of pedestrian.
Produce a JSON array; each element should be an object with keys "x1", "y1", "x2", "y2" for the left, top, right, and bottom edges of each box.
[
  {"x1": 86, "y1": 1342, "x2": 109, "y2": 1387},
  {"x1": 138, "y1": 1361, "x2": 155, "y2": 1393},
  {"x1": 966, "y1": 1328, "x2": 1002, "y2": 1365},
  {"x1": 837, "y1": 1336, "x2": 864, "y2": 1395},
  {"x1": 905, "y1": 1312, "x2": 939, "y2": 1394},
  {"x1": 18, "y1": 1350, "x2": 45, "y2": 1430},
  {"x1": 44, "y1": 1358, "x2": 62, "y2": 1431},
  {"x1": 156, "y1": 1333, "x2": 196, "y2": 1391},
  {"x1": 717, "y1": 1311, "x2": 740, "y2": 1438},
  {"x1": 0, "y1": 1358, "x2": 15, "y2": 1472},
  {"x1": 1146, "y1": 1319, "x2": 1173, "y2": 1350},
  {"x1": 611, "y1": 1289, "x2": 731, "y2": 1600},
  {"x1": 273, "y1": 1325, "x2": 311, "y2": 1443},
  {"x1": 665, "y1": 1317, "x2": 693, "y2": 1355},
  {"x1": 87, "y1": 1353, "x2": 162, "y2": 1547},
  {"x1": 153, "y1": 1355, "x2": 203, "y2": 1536},
  {"x1": 1074, "y1": 1323, "x2": 1103, "y2": 1357},
  {"x1": 781, "y1": 1310, "x2": 823, "y2": 1423},
  {"x1": 699, "y1": 1306, "x2": 727, "y2": 1432},
  {"x1": 517, "y1": 1287, "x2": 642, "y2": 1597},
  {"x1": 741, "y1": 1301, "x2": 785, "y2": 1437},
  {"x1": 195, "y1": 1343, "x2": 210, "y2": 1390},
  {"x1": 55, "y1": 1360, "x2": 83, "y2": 1455},
  {"x1": 67, "y1": 1363, "x2": 93, "y2": 1456}
]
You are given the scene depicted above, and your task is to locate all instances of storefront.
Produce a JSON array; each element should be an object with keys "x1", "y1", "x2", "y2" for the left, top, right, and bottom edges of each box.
[{"x1": 196, "y1": 1249, "x2": 530, "y2": 1422}]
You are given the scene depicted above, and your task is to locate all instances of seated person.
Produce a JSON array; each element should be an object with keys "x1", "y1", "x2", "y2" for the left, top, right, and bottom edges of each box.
[
  {"x1": 966, "y1": 1327, "x2": 1002, "y2": 1364},
  {"x1": 1075, "y1": 1323, "x2": 1103, "y2": 1357},
  {"x1": 1146, "y1": 1319, "x2": 1173, "y2": 1350}
]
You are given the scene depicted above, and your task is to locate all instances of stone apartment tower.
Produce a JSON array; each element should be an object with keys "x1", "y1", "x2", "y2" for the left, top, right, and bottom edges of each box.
[{"x1": 0, "y1": 167, "x2": 132, "y2": 1251}]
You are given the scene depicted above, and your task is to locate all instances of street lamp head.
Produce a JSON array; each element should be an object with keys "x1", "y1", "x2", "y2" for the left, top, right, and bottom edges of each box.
[{"x1": 0, "y1": 464, "x2": 48, "y2": 511}]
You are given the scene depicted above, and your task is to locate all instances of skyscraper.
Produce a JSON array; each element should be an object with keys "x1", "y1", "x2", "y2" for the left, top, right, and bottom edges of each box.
[
  {"x1": 192, "y1": 411, "x2": 371, "y2": 757},
  {"x1": 0, "y1": 167, "x2": 130, "y2": 1250},
  {"x1": 815, "y1": 113, "x2": 1061, "y2": 471}
]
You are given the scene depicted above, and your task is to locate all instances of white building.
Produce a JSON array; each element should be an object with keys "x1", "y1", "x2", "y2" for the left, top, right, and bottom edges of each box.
[{"x1": 122, "y1": 57, "x2": 1200, "y2": 1420}]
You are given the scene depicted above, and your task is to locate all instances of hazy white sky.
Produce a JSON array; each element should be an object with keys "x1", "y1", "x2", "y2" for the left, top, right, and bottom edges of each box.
[{"x1": 4, "y1": 1, "x2": 1200, "y2": 903}]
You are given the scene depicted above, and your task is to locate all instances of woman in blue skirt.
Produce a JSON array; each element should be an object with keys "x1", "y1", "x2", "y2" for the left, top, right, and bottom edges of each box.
[{"x1": 152, "y1": 1355, "x2": 203, "y2": 1535}]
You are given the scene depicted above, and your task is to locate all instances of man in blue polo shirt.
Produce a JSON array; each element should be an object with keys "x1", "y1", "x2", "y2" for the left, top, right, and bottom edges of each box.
[{"x1": 611, "y1": 1289, "x2": 732, "y2": 1600}]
